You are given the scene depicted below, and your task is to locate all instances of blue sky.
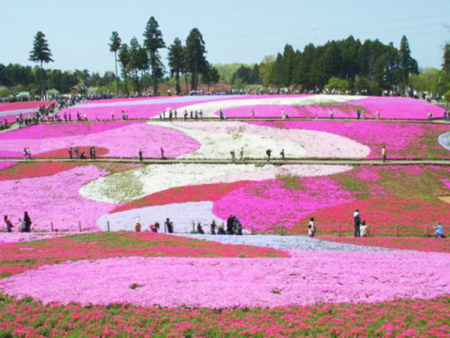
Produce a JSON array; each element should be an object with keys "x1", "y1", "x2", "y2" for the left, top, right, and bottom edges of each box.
[{"x1": 0, "y1": 0, "x2": 449, "y2": 73}]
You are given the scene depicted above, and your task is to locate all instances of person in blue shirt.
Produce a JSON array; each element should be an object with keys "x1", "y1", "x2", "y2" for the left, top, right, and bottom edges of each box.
[{"x1": 434, "y1": 223, "x2": 446, "y2": 238}]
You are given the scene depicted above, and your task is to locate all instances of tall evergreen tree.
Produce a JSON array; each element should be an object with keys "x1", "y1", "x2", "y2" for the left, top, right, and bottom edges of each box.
[
  {"x1": 399, "y1": 35, "x2": 418, "y2": 89},
  {"x1": 143, "y1": 16, "x2": 165, "y2": 95},
  {"x1": 443, "y1": 43, "x2": 450, "y2": 73},
  {"x1": 168, "y1": 37, "x2": 185, "y2": 94},
  {"x1": 118, "y1": 43, "x2": 130, "y2": 96},
  {"x1": 29, "y1": 31, "x2": 53, "y2": 99},
  {"x1": 109, "y1": 31, "x2": 121, "y2": 94},
  {"x1": 129, "y1": 37, "x2": 142, "y2": 92},
  {"x1": 282, "y1": 44, "x2": 295, "y2": 86},
  {"x1": 185, "y1": 28, "x2": 208, "y2": 91}
]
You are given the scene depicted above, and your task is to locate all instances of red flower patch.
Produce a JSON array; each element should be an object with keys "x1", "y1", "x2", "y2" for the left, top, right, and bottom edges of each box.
[
  {"x1": 112, "y1": 181, "x2": 251, "y2": 213},
  {"x1": 292, "y1": 198, "x2": 450, "y2": 236},
  {"x1": 0, "y1": 162, "x2": 80, "y2": 181}
]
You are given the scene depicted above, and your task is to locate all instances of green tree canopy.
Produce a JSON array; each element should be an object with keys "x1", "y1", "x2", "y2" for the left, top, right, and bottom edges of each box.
[
  {"x1": 185, "y1": 28, "x2": 208, "y2": 91},
  {"x1": 168, "y1": 37, "x2": 185, "y2": 94},
  {"x1": 143, "y1": 16, "x2": 165, "y2": 95},
  {"x1": 29, "y1": 31, "x2": 53, "y2": 98},
  {"x1": 109, "y1": 31, "x2": 122, "y2": 93}
]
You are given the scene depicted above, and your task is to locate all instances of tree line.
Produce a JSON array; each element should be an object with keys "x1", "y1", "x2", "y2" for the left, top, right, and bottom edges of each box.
[
  {"x1": 109, "y1": 16, "x2": 219, "y2": 96},
  {"x1": 1, "y1": 27, "x2": 450, "y2": 100},
  {"x1": 0, "y1": 63, "x2": 117, "y2": 98},
  {"x1": 257, "y1": 35, "x2": 420, "y2": 94}
]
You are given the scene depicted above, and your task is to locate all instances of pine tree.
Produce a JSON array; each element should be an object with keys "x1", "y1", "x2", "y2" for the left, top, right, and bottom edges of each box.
[
  {"x1": 29, "y1": 31, "x2": 53, "y2": 99},
  {"x1": 185, "y1": 28, "x2": 208, "y2": 91},
  {"x1": 443, "y1": 44, "x2": 450, "y2": 73},
  {"x1": 143, "y1": 16, "x2": 165, "y2": 95},
  {"x1": 399, "y1": 35, "x2": 418, "y2": 89},
  {"x1": 168, "y1": 38, "x2": 185, "y2": 94},
  {"x1": 109, "y1": 32, "x2": 121, "y2": 94},
  {"x1": 118, "y1": 43, "x2": 130, "y2": 96}
]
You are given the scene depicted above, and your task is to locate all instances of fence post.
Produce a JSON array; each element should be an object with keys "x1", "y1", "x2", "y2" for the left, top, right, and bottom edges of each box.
[
  {"x1": 338, "y1": 224, "x2": 342, "y2": 237},
  {"x1": 78, "y1": 221, "x2": 82, "y2": 232},
  {"x1": 51, "y1": 222, "x2": 54, "y2": 232},
  {"x1": 107, "y1": 221, "x2": 110, "y2": 232}
]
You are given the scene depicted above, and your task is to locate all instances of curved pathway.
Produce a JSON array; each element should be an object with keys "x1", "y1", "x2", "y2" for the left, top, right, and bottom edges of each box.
[
  {"x1": 175, "y1": 234, "x2": 402, "y2": 252},
  {"x1": 1, "y1": 158, "x2": 449, "y2": 166}
]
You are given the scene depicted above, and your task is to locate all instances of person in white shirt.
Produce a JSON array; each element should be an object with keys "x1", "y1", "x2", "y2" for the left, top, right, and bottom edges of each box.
[{"x1": 308, "y1": 217, "x2": 316, "y2": 237}]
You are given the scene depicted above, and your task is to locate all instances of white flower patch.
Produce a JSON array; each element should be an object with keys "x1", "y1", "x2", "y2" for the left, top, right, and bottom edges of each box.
[
  {"x1": 97, "y1": 201, "x2": 231, "y2": 233},
  {"x1": 80, "y1": 164, "x2": 352, "y2": 204},
  {"x1": 152, "y1": 122, "x2": 306, "y2": 159},
  {"x1": 155, "y1": 121, "x2": 370, "y2": 159},
  {"x1": 160, "y1": 95, "x2": 366, "y2": 118}
]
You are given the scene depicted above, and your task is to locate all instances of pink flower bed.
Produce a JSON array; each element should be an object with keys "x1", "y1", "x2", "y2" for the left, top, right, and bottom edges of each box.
[
  {"x1": 0, "y1": 232, "x2": 83, "y2": 244},
  {"x1": 0, "y1": 101, "x2": 54, "y2": 113},
  {"x1": 0, "y1": 165, "x2": 116, "y2": 232},
  {"x1": 1, "y1": 250, "x2": 449, "y2": 308},
  {"x1": 249, "y1": 120, "x2": 450, "y2": 159},
  {"x1": 213, "y1": 177, "x2": 355, "y2": 232},
  {"x1": 61, "y1": 95, "x2": 307, "y2": 120},
  {"x1": 0, "y1": 162, "x2": 18, "y2": 170},
  {"x1": 222, "y1": 97, "x2": 445, "y2": 119},
  {"x1": 0, "y1": 122, "x2": 200, "y2": 158}
]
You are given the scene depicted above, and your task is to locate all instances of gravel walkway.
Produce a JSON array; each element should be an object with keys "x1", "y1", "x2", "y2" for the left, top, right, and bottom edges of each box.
[{"x1": 176, "y1": 234, "x2": 401, "y2": 252}]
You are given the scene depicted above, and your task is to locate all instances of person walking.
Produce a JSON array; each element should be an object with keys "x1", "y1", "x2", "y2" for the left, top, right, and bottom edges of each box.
[
  {"x1": 138, "y1": 148, "x2": 143, "y2": 161},
  {"x1": 23, "y1": 212, "x2": 32, "y2": 233},
  {"x1": 382, "y1": 146, "x2": 387, "y2": 163},
  {"x1": 434, "y1": 222, "x2": 446, "y2": 238},
  {"x1": 210, "y1": 220, "x2": 217, "y2": 235},
  {"x1": 230, "y1": 150, "x2": 236, "y2": 162},
  {"x1": 160, "y1": 147, "x2": 165, "y2": 159},
  {"x1": 308, "y1": 217, "x2": 316, "y2": 237},
  {"x1": 226, "y1": 215, "x2": 235, "y2": 235},
  {"x1": 4, "y1": 215, "x2": 13, "y2": 232},
  {"x1": 134, "y1": 219, "x2": 142, "y2": 232},
  {"x1": 354, "y1": 209, "x2": 361, "y2": 237},
  {"x1": 68, "y1": 147, "x2": 73, "y2": 159},
  {"x1": 197, "y1": 222, "x2": 205, "y2": 234},
  {"x1": 164, "y1": 218, "x2": 171, "y2": 233},
  {"x1": 280, "y1": 149, "x2": 286, "y2": 161},
  {"x1": 239, "y1": 148, "x2": 244, "y2": 161}
]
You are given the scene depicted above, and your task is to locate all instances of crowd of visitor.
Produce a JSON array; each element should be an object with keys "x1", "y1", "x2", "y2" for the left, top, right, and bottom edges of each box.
[{"x1": 3, "y1": 212, "x2": 32, "y2": 232}]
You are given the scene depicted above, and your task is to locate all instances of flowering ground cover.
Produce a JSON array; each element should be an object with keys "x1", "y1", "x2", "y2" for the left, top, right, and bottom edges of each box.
[
  {"x1": 0, "y1": 162, "x2": 79, "y2": 181},
  {"x1": 222, "y1": 96, "x2": 445, "y2": 120},
  {"x1": 0, "y1": 122, "x2": 200, "y2": 158},
  {"x1": 0, "y1": 161, "x2": 18, "y2": 171},
  {"x1": 161, "y1": 121, "x2": 370, "y2": 159},
  {"x1": 1, "y1": 250, "x2": 449, "y2": 309},
  {"x1": 250, "y1": 120, "x2": 450, "y2": 159},
  {"x1": 0, "y1": 165, "x2": 116, "y2": 232},
  {"x1": 0, "y1": 296, "x2": 448, "y2": 337},
  {"x1": 320, "y1": 236, "x2": 450, "y2": 253},
  {"x1": 210, "y1": 165, "x2": 449, "y2": 235},
  {"x1": 61, "y1": 95, "x2": 302, "y2": 120},
  {"x1": 0, "y1": 232, "x2": 286, "y2": 279}
]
